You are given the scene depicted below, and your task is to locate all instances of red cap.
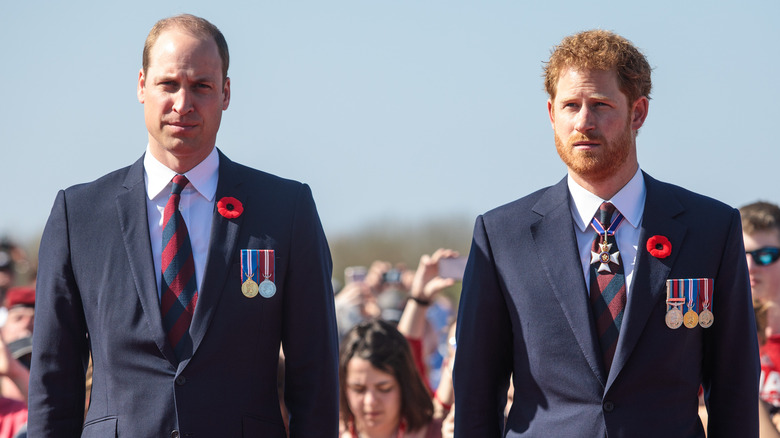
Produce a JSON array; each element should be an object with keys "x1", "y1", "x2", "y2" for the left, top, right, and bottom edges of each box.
[{"x1": 4, "y1": 286, "x2": 35, "y2": 308}]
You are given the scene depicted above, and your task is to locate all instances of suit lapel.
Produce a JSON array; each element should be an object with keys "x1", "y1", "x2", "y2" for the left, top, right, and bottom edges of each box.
[
  {"x1": 531, "y1": 178, "x2": 606, "y2": 385},
  {"x1": 606, "y1": 173, "x2": 686, "y2": 388},
  {"x1": 115, "y1": 156, "x2": 176, "y2": 363},
  {"x1": 182, "y1": 152, "x2": 246, "y2": 369}
]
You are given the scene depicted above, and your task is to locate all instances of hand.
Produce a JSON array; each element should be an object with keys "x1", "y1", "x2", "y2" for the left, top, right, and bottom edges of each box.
[
  {"x1": 364, "y1": 260, "x2": 392, "y2": 293},
  {"x1": 335, "y1": 282, "x2": 370, "y2": 308},
  {"x1": 441, "y1": 407, "x2": 455, "y2": 438},
  {"x1": 0, "y1": 334, "x2": 12, "y2": 378},
  {"x1": 410, "y1": 249, "x2": 459, "y2": 302}
]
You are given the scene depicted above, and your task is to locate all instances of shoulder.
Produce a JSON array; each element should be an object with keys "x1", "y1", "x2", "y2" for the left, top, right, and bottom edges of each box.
[
  {"x1": 222, "y1": 159, "x2": 307, "y2": 192},
  {"x1": 481, "y1": 179, "x2": 566, "y2": 226},
  {"x1": 644, "y1": 173, "x2": 737, "y2": 221},
  {"x1": 63, "y1": 164, "x2": 135, "y2": 195}
]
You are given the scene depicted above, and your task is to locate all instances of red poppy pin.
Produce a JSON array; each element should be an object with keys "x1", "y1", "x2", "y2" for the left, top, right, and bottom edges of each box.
[
  {"x1": 647, "y1": 235, "x2": 672, "y2": 259},
  {"x1": 217, "y1": 197, "x2": 243, "y2": 219}
]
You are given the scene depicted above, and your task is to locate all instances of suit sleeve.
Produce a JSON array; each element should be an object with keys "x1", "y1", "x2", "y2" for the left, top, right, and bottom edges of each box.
[
  {"x1": 454, "y1": 215, "x2": 513, "y2": 437},
  {"x1": 28, "y1": 190, "x2": 90, "y2": 438},
  {"x1": 704, "y1": 208, "x2": 760, "y2": 437},
  {"x1": 281, "y1": 183, "x2": 340, "y2": 438}
]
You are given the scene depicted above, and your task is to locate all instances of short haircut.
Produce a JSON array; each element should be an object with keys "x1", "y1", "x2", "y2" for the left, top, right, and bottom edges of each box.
[
  {"x1": 142, "y1": 14, "x2": 229, "y2": 84},
  {"x1": 544, "y1": 29, "x2": 652, "y2": 105},
  {"x1": 740, "y1": 201, "x2": 780, "y2": 236},
  {"x1": 339, "y1": 319, "x2": 433, "y2": 432}
]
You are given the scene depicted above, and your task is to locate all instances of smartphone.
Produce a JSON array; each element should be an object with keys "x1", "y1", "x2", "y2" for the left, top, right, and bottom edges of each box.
[
  {"x1": 344, "y1": 266, "x2": 367, "y2": 284},
  {"x1": 438, "y1": 256, "x2": 468, "y2": 281},
  {"x1": 382, "y1": 269, "x2": 403, "y2": 284}
]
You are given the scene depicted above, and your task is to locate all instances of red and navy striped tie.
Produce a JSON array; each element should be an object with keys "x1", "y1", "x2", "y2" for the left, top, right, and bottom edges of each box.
[
  {"x1": 160, "y1": 175, "x2": 198, "y2": 361},
  {"x1": 589, "y1": 202, "x2": 626, "y2": 373}
]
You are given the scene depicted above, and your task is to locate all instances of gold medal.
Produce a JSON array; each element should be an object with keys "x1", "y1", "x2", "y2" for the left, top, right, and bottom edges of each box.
[
  {"x1": 242, "y1": 279, "x2": 259, "y2": 298},
  {"x1": 683, "y1": 309, "x2": 698, "y2": 328},
  {"x1": 682, "y1": 279, "x2": 699, "y2": 328},
  {"x1": 666, "y1": 307, "x2": 683, "y2": 329},
  {"x1": 699, "y1": 308, "x2": 714, "y2": 328}
]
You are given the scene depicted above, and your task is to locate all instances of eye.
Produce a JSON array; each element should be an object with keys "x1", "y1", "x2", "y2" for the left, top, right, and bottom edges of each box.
[
  {"x1": 377, "y1": 384, "x2": 395, "y2": 393},
  {"x1": 159, "y1": 81, "x2": 179, "y2": 91},
  {"x1": 348, "y1": 385, "x2": 366, "y2": 394}
]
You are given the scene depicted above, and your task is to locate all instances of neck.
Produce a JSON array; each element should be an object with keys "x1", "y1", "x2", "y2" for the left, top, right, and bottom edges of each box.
[
  {"x1": 570, "y1": 162, "x2": 638, "y2": 200},
  {"x1": 353, "y1": 421, "x2": 401, "y2": 438},
  {"x1": 148, "y1": 143, "x2": 214, "y2": 174}
]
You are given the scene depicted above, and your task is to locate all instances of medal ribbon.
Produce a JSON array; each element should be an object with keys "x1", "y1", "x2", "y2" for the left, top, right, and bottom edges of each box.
[
  {"x1": 258, "y1": 250, "x2": 274, "y2": 282},
  {"x1": 590, "y1": 211, "x2": 625, "y2": 237},
  {"x1": 666, "y1": 279, "x2": 685, "y2": 309},
  {"x1": 264, "y1": 250, "x2": 270, "y2": 280},
  {"x1": 700, "y1": 278, "x2": 712, "y2": 311},
  {"x1": 241, "y1": 249, "x2": 258, "y2": 284},
  {"x1": 686, "y1": 279, "x2": 697, "y2": 311}
]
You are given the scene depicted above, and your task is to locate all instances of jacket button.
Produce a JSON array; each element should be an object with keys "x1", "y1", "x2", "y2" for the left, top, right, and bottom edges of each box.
[
  {"x1": 175, "y1": 376, "x2": 186, "y2": 385},
  {"x1": 603, "y1": 401, "x2": 615, "y2": 412},
  {"x1": 171, "y1": 430, "x2": 179, "y2": 438}
]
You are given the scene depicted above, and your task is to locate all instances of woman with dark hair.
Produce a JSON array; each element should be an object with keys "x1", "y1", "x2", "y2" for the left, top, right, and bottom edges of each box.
[{"x1": 340, "y1": 318, "x2": 442, "y2": 438}]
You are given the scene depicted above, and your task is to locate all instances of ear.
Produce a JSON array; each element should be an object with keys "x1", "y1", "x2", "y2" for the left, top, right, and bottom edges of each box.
[
  {"x1": 630, "y1": 96, "x2": 649, "y2": 131},
  {"x1": 222, "y1": 77, "x2": 231, "y2": 110},
  {"x1": 137, "y1": 69, "x2": 146, "y2": 104},
  {"x1": 547, "y1": 99, "x2": 555, "y2": 128}
]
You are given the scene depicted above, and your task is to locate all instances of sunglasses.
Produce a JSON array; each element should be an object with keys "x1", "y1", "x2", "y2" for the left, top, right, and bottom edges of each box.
[{"x1": 747, "y1": 247, "x2": 780, "y2": 266}]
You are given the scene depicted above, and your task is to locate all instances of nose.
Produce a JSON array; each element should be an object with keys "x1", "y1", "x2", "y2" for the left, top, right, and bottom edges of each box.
[
  {"x1": 574, "y1": 106, "x2": 595, "y2": 133},
  {"x1": 363, "y1": 389, "x2": 379, "y2": 409},
  {"x1": 746, "y1": 253, "x2": 757, "y2": 272},
  {"x1": 172, "y1": 88, "x2": 194, "y2": 115},
  {"x1": 25, "y1": 316, "x2": 34, "y2": 333}
]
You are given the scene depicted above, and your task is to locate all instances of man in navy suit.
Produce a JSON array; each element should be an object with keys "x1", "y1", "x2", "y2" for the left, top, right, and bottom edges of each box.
[
  {"x1": 453, "y1": 30, "x2": 759, "y2": 437},
  {"x1": 29, "y1": 14, "x2": 339, "y2": 437}
]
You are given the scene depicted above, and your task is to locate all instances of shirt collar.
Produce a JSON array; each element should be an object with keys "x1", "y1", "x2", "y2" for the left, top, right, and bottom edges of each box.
[
  {"x1": 567, "y1": 167, "x2": 646, "y2": 232},
  {"x1": 143, "y1": 146, "x2": 220, "y2": 202}
]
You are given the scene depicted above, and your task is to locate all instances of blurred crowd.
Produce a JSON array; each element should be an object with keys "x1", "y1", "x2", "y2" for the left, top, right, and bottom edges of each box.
[
  {"x1": 0, "y1": 239, "x2": 36, "y2": 438},
  {"x1": 4, "y1": 199, "x2": 780, "y2": 437}
]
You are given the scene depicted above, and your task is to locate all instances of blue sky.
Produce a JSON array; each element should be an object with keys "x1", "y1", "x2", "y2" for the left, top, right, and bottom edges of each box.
[{"x1": 2, "y1": 1, "x2": 778, "y2": 242}]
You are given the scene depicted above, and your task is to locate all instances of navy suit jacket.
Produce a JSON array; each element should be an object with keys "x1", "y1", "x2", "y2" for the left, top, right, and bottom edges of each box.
[
  {"x1": 454, "y1": 173, "x2": 759, "y2": 437},
  {"x1": 29, "y1": 151, "x2": 340, "y2": 437}
]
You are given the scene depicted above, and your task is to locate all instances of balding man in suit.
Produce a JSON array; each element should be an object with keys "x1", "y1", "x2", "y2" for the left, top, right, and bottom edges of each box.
[{"x1": 29, "y1": 14, "x2": 339, "y2": 437}]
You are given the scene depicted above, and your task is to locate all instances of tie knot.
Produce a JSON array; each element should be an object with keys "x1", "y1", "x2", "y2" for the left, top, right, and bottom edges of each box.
[
  {"x1": 170, "y1": 175, "x2": 190, "y2": 196},
  {"x1": 597, "y1": 202, "x2": 616, "y2": 227}
]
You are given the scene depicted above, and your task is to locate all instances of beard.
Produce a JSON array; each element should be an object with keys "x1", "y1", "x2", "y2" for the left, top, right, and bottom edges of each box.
[{"x1": 554, "y1": 118, "x2": 634, "y2": 183}]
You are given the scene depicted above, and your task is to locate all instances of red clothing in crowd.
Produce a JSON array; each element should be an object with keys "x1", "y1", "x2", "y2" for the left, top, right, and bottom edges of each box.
[
  {"x1": 760, "y1": 335, "x2": 780, "y2": 408},
  {"x1": 0, "y1": 397, "x2": 26, "y2": 438}
]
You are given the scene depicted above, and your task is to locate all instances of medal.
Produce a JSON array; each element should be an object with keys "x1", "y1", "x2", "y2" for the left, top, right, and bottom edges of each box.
[
  {"x1": 242, "y1": 279, "x2": 259, "y2": 298},
  {"x1": 698, "y1": 309, "x2": 713, "y2": 328},
  {"x1": 666, "y1": 307, "x2": 684, "y2": 329},
  {"x1": 589, "y1": 210, "x2": 624, "y2": 274},
  {"x1": 258, "y1": 249, "x2": 276, "y2": 298},
  {"x1": 241, "y1": 249, "x2": 259, "y2": 298},
  {"x1": 699, "y1": 278, "x2": 714, "y2": 328},
  {"x1": 590, "y1": 238, "x2": 620, "y2": 273},
  {"x1": 683, "y1": 310, "x2": 698, "y2": 328},
  {"x1": 259, "y1": 280, "x2": 276, "y2": 298},
  {"x1": 683, "y1": 279, "x2": 698, "y2": 328},
  {"x1": 665, "y1": 279, "x2": 685, "y2": 329}
]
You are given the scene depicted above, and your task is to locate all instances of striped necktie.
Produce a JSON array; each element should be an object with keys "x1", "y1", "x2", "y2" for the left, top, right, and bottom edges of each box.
[
  {"x1": 160, "y1": 174, "x2": 198, "y2": 361},
  {"x1": 589, "y1": 202, "x2": 626, "y2": 373}
]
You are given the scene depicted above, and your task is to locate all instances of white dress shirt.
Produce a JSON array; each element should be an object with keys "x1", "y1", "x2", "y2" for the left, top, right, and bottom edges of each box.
[
  {"x1": 568, "y1": 168, "x2": 646, "y2": 298},
  {"x1": 144, "y1": 146, "x2": 219, "y2": 299}
]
